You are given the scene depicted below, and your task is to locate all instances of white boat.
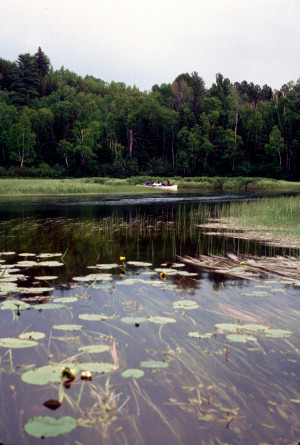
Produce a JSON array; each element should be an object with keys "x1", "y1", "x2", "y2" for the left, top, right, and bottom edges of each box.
[{"x1": 137, "y1": 184, "x2": 178, "y2": 191}]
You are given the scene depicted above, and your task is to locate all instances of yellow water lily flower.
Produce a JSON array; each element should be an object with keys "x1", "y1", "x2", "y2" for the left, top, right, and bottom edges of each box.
[
  {"x1": 61, "y1": 367, "x2": 76, "y2": 379},
  {"x1": 240, "y1": 261, "x2": 245, "y2": 265},
  {"x1": 160, "y1": 272, "x2": 166, "y2": 280},
  {"x1": 120, "y1": 256, "x2": 126, "y2": 261},
  {"x1": 81, "y1": 370, "x2": 92, "y2": 381}
]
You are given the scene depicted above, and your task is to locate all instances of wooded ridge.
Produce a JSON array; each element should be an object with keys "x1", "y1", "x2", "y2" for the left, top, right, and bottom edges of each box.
[{"x1": 0, "y1": 48, "x2": 299, "y2": 179}]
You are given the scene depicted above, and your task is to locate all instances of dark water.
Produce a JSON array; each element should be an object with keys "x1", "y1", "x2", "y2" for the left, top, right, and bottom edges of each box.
[{"x1": 0, "y1": 192, "x2": 299, "y2": 445}]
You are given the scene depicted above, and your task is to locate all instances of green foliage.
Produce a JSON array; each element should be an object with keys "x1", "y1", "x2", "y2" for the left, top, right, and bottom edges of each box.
[{"x1": 0, "y1": 49, "x2": 299, "y2": 179}]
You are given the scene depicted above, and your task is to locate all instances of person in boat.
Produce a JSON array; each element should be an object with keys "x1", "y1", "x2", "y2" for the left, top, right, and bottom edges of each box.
[
  {"x1": 151, "y1": 180, "x2": 161, "y2": 187},
  {"x1": 145, "y1": 179, "x2": 151, "y2": 186},
  {"x1": 166, "y1": 179, "x2": 172, "y2": 186}
]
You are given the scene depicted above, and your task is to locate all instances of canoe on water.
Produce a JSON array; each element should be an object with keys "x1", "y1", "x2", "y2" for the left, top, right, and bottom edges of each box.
[{"x1": 137, "y1": 184, "x2": 178, "y2": 191}]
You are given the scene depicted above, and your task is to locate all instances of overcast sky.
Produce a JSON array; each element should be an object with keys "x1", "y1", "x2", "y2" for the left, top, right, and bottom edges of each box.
[{"x1": 1, "y1": 0, "x2": 299, "y2": 91}]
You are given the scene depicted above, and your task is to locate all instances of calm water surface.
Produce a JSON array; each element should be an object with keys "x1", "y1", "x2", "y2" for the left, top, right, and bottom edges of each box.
[{"x1": 0, "y1": 192, "x2": 299, "y2": 445}]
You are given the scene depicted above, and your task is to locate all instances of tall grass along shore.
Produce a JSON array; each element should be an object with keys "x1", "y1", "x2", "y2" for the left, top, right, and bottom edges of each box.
[{"x1": 0, "y1": 177, "x2": 300, "y2": 195}]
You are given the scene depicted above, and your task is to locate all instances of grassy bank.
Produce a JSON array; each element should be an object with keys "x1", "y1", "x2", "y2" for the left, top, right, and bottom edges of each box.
[{"x1": 0, "y1": 176, "x2": 299, "y2": 195}]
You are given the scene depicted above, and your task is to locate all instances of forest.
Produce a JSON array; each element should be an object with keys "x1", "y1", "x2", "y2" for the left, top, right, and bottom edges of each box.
[{"x1": 0, "y1": 48, "x2": 299, "y2": 179}]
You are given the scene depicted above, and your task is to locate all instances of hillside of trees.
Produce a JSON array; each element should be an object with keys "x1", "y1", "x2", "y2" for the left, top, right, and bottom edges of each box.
[{"x1": 0, "y1": 48, "x2": 299, "y2": 179}]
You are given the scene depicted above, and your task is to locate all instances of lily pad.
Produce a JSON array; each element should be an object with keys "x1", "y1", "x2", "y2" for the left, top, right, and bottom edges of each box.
[
  {"x1": 35, "y1": 276, "x2": 58, "y2": 281},
  {"x1": 22, "y1": 362, "x2": 114, "y2": 385},
  {"x1": 19, "y1": 253, "x2": 36, "y2": 257},
  {"x1": 24, "y1": 415, "x2": 76, "y2": 438},
  {"x1": 175, "y1": 271, "x2": 198, "y2": 277},
  {"x1": 121, "y1": 369, "x2": 144, "y2": 378},
  {"x1": 214, "y1": 323, "x2": 240, "y2": 332},
  {"x1": 148, "y1": 316, "x2": 176, "y2": 324},
  {"x1": 20, "y1": 287, "x2": 54, "y2": 294},
  {"x1": 188, "y1": 332, "x2": 213, "y2": 339},
  {"x1": 172, "y1": 300, "x2": 199, "y2": 310},
  {"x1": 242, "y1": 324, "x2": 270, "y2": 332},
  {"x1": 121, "y1": 316, "x2": 148, "y2": 324},
  {"x1": 226, "y1": 334, "x2": 257, "y2": 342},
  {"x1": 37, "y1": 253, "x2": 62, "y2": 258},
  {"x1": 90, "y1": 263, "x2": 119, "y2": 269},
  {"x1": 0, "y1": 337, "x2": 38, "y2": 348},
  {"x1": 140, "y1": 360, "x2": 169, "y2": 369},
  {"x1": 52, "y1": 324, "x2": 84, "y2": 331},
  {"x1": 78, "y1": 313, "x2": 111, "y2": 321},
  {"x1": 38, "y1": 261, "x2": 64, "y2": 267},
  {"x1": 19, "y1": 331, "x2": 46, "y2": 341},
  {"x1": 78, "y1": 345, "x2": 110, "y2": 353},
  {"x1": 0, "y1": 300, "x2": 31, "y2": 311},
  {"x1": 52, "y1": 297, "x2": 78, "y2": 304},
  {"x1": 17, "y1": 261, "x2": 38, "y2": 267},
  {"x1": 265, "y1": 329, "x2": 293, "y2": 338},
  {"x1": 154, "y1": 268, "x2": 178, "y2": 275},
  {"x1": 127, "y1": 261, "x2": 152, "y2": 267}
]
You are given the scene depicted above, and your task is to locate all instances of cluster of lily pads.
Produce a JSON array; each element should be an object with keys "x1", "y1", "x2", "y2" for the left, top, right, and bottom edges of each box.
[{"x1": 188, "y1": 322, "x2": 293, "y2": 342}]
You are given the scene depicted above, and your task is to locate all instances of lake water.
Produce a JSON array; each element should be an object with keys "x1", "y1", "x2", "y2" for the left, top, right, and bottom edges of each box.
[{"x1": 0, "y1": 192, "x2": 299, "y2": 445}]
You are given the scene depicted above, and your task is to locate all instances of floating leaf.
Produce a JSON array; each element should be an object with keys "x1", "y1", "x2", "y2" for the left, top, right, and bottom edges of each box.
[
  {"x1": 242, "y1": 324, "x2": 270, "y2": 332},
  {"x1": 17, "y1": 261, "x2": 38, "y2": 267},
  {"x1": 24, "y1": 416, "x2": 76, "y2": 438},
  {"x1": 1, "y1": 251, "x2": 15, "y2": 255},
  {"x1": 140, "y1": 360, "x2": 169, "y2": 369},
  {"x1": 90, "y1": 263, "x2": 118, "y2": 269},
  {"x1": 290, "y1": 399, "x2": 300, "y2": 403},
  {"x1": 19, "y1": 253, "x2": 36, "y2": 257},
  {"x1": 148, "y1": 316, "x2": 176, "y2": 324},
  {"x1": 52, "y1": 297, "x2": 78, "y2": 304},
  {"x1": 0, "y1": 337, "x2": 38, "y2": 348},
  {"x1": 127, "y1": 261, "x2": 152, "y2": 267},
  {"x1": 38, "y1": 261, "x2": 64, "y2": 267},
  {"x1": 121, "y1": 369, "x2": 144, "y2": 378},
  {"x1": 214, "y1": 323, "x2": 240, "y2": 332},
  {"x1": 52, "y1": 324, "x2": 84, "y2": 331},
  {"x1": 0, "y1": 300, "x2": 31, "y2": 311},
  {"x1": 154, "y1": 268, "x2": 178, "y2": 275},
  {"x1": 73, "y1": 274, "x2": 112, "y2": 282},
  {"x1": 175, "y1": 271, "x2": 198, "y2": 277},
  {"x1": 121, "y1": 317, "x2": 148, "y2": 324},
  {"x1": 188, "y1": 332, "x2": 213, "y2": 339},
  {"x1": 20, "y1": 287, "x2": 54, "y2": 294},
  {"x1": 172, "y1": 300, "x2": 199, "y2": 310},
  {"x1": 226, "y1": 334, "x2": 257, "y2": 342},
  {"x1": 37, "y1": 253, "x2": 62, "y2": 258},
  {"x1": 19, "y1": 331, "x2": 46, "y2": 341},
  {"x1": 78, "y1": 345, "x2": 110, "y2": 353},
  {"x1": 22, "y1": 362, "x2": 114, "y2": 386},
  {"x1": 78, "y1": 313, "x2": 111, "y2": 321},
  {"x1": 265, "y1": 329, "x2": 293, "y2": 338},
  {"x1": 35, "y1": 276, "x2": 58, "y2": 281}
]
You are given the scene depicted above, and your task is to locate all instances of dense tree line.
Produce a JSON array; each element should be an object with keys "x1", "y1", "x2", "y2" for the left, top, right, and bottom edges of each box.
[{"x1": 0, "y1": 48, "x2": 299, "y2": 179}]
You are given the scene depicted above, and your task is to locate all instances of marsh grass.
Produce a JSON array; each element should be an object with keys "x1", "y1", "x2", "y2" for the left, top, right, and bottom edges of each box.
[
  {"x1": 202, "y1": 195, "x2": 300, "y2": 250},
  {"x1": 0, "y1": 177, "x2": 299, "y2": 195}
]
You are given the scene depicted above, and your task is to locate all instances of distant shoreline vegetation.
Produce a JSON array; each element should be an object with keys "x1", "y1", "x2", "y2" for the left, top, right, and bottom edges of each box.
[
  {"x1": 0, "y1": 177, "x2": 300, "y2": 195},
  {"x1": 0, "y1": 48, "x2": 299, "y2": 181}
]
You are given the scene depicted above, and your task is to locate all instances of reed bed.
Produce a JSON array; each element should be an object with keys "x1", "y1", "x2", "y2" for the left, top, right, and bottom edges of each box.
[{"x1": 200, "y1": 195, "x2": 300, "y2": 249}]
